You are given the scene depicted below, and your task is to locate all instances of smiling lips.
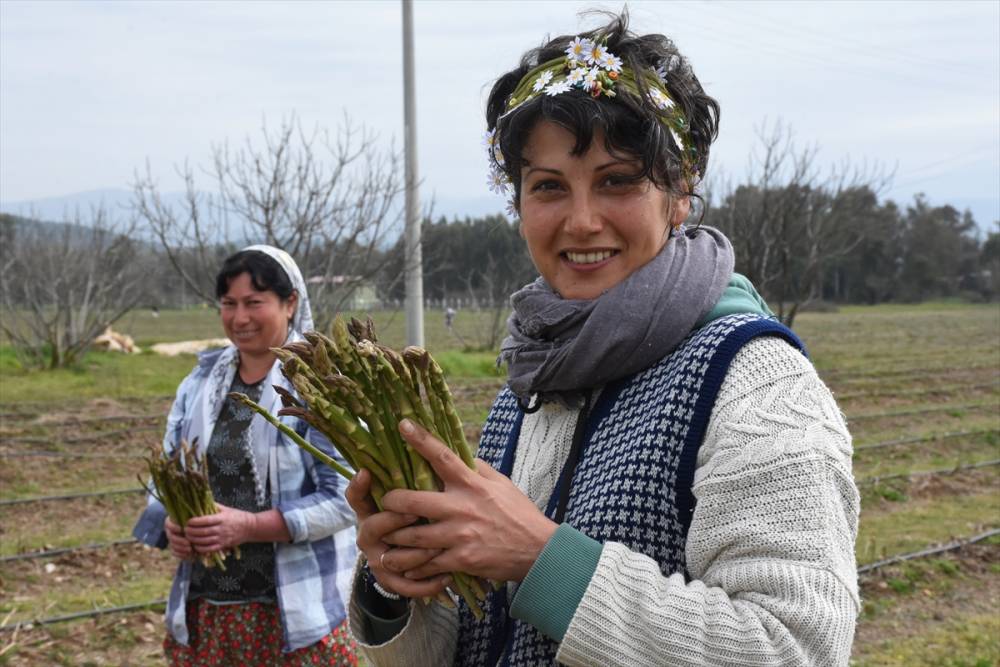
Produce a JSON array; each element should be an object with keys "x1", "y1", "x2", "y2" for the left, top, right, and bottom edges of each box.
[
  {"x1": 232, "y1": 329, "x2": 261, "y2": 339},
  {"x1": 563, "y1": 249, "x2": 618, "y2": 266}
]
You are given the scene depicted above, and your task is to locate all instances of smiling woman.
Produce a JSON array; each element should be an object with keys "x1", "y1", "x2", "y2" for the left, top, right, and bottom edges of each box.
[
  {"x1": 132, "y1": 245, "x2": 359, "y2": 666},
  {"x1": 346, "y1": 9, "x2": 859, "y2": 667}
]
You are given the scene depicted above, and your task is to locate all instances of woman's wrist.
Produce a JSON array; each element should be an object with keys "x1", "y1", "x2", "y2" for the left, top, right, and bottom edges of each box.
[
  {"x1": 360, "y1": 562, "x2": 410, "y2": 619},
  {"x1": 243, "y1": 509, "x2": 292, "y2": 544}
]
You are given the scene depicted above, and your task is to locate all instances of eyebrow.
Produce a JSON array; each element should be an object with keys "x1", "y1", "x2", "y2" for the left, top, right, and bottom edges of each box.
[{"x1": 524, "y1": 160, "x2": 624, "y2": 176}]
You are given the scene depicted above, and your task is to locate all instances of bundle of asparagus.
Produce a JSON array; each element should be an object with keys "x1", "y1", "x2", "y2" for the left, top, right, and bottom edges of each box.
[
  {"x1": 142, "y1": 438, "x2": 237, "y2": 569},
  {"x1": 229, "y1": 316, "x2": 492, "y2": 617}
]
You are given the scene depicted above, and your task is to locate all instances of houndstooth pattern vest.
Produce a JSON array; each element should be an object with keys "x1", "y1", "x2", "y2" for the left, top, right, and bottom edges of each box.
[{"x1": 454, "y1": 314, "x2": 804, "y2": 667}]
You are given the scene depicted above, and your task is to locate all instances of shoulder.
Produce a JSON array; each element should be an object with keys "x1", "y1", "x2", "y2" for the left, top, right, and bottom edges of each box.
[
  {"x1": 173, "y1": 346, "x2": 233, "y2": 399},
  {"x1": 698, "y1": 334, "x2": 851, "y2": 475},
  {"x1": 195, "y1": 346, "x2": 230, "y2": 372},
  {"x1": 716, "y1": 334, "x2": 816, "y2": 401}
]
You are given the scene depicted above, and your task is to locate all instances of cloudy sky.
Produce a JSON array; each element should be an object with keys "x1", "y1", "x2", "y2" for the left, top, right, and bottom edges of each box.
[{"x1": 1, "y1": 0, "x2": 997, "y2": 229}]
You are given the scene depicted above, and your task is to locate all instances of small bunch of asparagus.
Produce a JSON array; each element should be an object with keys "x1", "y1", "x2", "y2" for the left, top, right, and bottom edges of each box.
[
  {"x1": 229, "y1": 316, "x2": 491, "y2": 617},
  {"x1": 142, "y1": 438, "x2": 237, "y2": 569}
]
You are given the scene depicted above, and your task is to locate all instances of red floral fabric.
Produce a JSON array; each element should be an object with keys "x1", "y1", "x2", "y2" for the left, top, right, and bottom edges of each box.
[{"x1": 164, "y1": 599, "x2": 357, "y2": 666}]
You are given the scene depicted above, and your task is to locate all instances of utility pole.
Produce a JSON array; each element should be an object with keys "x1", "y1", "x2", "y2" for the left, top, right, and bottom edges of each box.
[{"x1": 402, "y1": 0, "x2": 424, "y2": 347}]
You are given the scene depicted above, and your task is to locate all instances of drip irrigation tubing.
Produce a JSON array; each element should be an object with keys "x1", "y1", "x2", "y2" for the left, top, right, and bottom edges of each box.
[
  {"x1": 821, "y1": 361, "x2": 996, "y2": 382},
  {"x1": 1, "y1": 450, "x2": 144, "y2": 460},
  {"x1": 848, "y1": 401, "x2": 998, "y2": 422},
  {"x1": 858, "y1": 528, "x2": 1000, "y2": 575},
  {"x1": 0, "y1": 395, "x2": 174, "y2": 409},
  {"x1": 0, "y1": 413, "x2": 164, "y2": 428},
  {"x1": 0, "y1": 488, "x2": 145, "y2": 507},
  {"x1": 0, "y1": 599, "x2": 168, "y2": 632},
  {"x1": 5, "y1": 529, "x2": 997, "y2": 631},
  {"x1": 836, "y1": 380, "x2": 999, "y2": 402},
  {"x1": 0, "y1": 425, "x2": 161, "y2": 445},
  {"x1": 0, "y1": 539, "x2": 139, "y2": 563},
  {"x1": 857, "y1": 458, "x2": 1000, "y2": 486},
  {"x1": 854, "y1": 427, "x2": 998, "y2": 452}
]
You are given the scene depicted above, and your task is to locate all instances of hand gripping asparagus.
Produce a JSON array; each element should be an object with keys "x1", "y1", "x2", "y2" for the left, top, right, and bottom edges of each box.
[
  {"x1": 141, "y1": 439, "x2": 237, "y2": 569},
  {"x1": 228, "y1": 315, "x2": 490, "y2": 618}
]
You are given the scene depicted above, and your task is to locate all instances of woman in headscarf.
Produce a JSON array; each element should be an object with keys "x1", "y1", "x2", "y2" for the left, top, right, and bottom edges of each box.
[
  {"x1": 133, "y1": 245, "x2": 359, "y2": 666},
  {"x1": 345, "y1": 11, "x2": 859, "y2": 667}
]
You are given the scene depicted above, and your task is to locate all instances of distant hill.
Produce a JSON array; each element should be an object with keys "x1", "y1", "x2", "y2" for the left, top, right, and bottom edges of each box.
[
  {"x1": 0, "y1": 188, "x2": 514, "y2": 237},
  {"x1": 0, "y1": 212, "x2": 165, "y2": 253},
  {"x1": 1, "y1": 212, "x2": 98, "y2": 241},
  {"x1": 0, "y1": 188, "x2": 245, "y2": 243},
  {"x1": 0, "y1": 188, "x2": 139, "y2": 222}
]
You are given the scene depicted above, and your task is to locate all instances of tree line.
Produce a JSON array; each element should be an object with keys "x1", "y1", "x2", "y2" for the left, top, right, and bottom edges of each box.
[{"x1": 1, "y1": 117, "x2": 995, "y2": 367}]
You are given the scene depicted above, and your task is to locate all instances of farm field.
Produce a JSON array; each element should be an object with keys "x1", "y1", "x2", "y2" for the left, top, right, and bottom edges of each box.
[{"x1": 0, "y1": 303, "x2": 998, "y2": 665}]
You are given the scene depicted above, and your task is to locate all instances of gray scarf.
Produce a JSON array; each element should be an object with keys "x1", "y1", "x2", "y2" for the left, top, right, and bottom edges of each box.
[{"x1": 499, "y1": 225, "x2": 734, "y2": 404}]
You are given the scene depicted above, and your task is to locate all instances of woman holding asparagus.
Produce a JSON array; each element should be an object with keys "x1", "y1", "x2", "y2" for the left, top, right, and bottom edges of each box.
[
  {"x1": 133, "y1": 246, "x2": 358, "y2": 666},
  {"x1": 346, "y1": 11, "x2": 859, "y2": 667}
]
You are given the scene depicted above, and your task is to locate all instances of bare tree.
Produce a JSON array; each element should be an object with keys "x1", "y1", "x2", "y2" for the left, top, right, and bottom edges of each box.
[
  {"x1": 0, "y1": 209, "x2": 148, "y2": 368},
  {"x1": 707, "y1": 120, "x2": 892, "y2": 326},
  {"x1": 132, "y1": 114, "x2": 404, "y2": 326},
  {"x1": 461, "y1": 254, "x2": 515, "y2": 352}
]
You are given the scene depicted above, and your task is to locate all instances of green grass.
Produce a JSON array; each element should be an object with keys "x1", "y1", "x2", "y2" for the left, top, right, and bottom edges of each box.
[
  {"x1": 0, "y1": 563, "x2": 173, "y2": 625},
  {"x1": 0, "y1": 308, "x2": 511, "y2": 404},
  {"x1": 852, "y1": 612, "x2": 1000, "y2": 667},
  {"x1": 853, "y1": 431, "x2": 1000, "y2": 480},
  {"x1": 0, "y1": 349, "x2": 195, "y2": 403},
  {"x1": 434, "y1": 350, "x2": 505, "y2": 378},
  {"x1": 0, "y1": 495, "x2": 148, "y2": 556},
  {"x1": 857, "y1": 486, "x2": 1000, "y2": 566}
]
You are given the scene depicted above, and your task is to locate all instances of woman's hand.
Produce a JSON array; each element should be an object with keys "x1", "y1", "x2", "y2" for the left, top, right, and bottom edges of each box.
[
  {"x1": 346, "y1": 468, "x2": 451, "y2": 600},
  {"x1": 164, "y1": 516, "x2": 194, "y2": 561},
  {"x1": 184, "y1": 504, "x2": 255, "y2": 554},
  {"x1": 381, "y1": 419, "x2": 558, "y2": 584}
]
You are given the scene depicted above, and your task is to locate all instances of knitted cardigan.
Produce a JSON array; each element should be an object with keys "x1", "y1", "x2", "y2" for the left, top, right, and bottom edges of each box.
[{"x1": 349, "y1": 314, "x2": 860, "y2": 666}]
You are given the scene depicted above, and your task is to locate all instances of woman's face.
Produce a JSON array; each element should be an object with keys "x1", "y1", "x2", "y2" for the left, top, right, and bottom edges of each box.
[
  {"x1": 518, "y1": 120, "x2": 688, "y2": 300},
  {"x1": 220, "y1": 272, "x2": 297, "y2": 358}
]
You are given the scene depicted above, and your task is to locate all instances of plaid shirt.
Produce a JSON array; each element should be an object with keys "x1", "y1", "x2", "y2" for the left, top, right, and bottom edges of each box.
[{"x1": 133, "y1": 344, "x2": 357, "y2": 652}]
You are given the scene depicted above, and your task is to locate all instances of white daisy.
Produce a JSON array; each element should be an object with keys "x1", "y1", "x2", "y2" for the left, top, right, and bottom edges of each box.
[
  {"x1": 588, "y1": 43, "x2": 608, "y2": 66},
  {"x1": 487, "y1": 168, "x2": 510, "y2": 194},
  {"x1": 603, "y1": 53, "x2": 623, "y2": 73},
  {"x1": 583, "y1": 67, "x2": 601, "y2": 90},
  {"x1": 565, "y1": 37, "x2": 593, "y2": 63},
  {"x1": 505, "y1": 200, "x2": 519, "y2": 219},
  {"x1": 545, "y1": 79, "x2": 572, "y2": 96},
  {"x1": 532, "y1": 70, "x2": 554, "y2": 92},
  {"x1": 482, "y1": 128, "x2": 496, "y2": 150},
  {"x1": 566, "y1": 67, "x2": 586, "y2": 86},
  {"x1": 648, "y1": 88, "x2": 675, "y2": 110},
  {"x1": 655, "y1": 64, "x2": 669, "y2": 86}
]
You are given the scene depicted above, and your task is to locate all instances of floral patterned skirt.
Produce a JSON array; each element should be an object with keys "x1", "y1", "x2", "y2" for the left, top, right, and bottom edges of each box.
[{"x1": 164, "y1": 598, "x2": 358, "y2": 666}]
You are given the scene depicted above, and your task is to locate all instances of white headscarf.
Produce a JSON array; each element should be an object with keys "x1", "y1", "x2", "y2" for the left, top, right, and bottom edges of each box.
[
  {"x1": 182, "y1": 244, "x2": 315, "y2": 505},
  {"x1": 242, "y1": 244, "x2": 314, "y2": 334}
]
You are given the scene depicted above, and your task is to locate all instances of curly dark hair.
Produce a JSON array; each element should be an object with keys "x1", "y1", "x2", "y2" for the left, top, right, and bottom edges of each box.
[{"x1": 485, "y1": 9, "x2": 720, "y2": 212}]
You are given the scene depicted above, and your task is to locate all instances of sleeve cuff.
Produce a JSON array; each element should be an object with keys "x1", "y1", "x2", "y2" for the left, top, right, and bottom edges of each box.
[
  {"x1": 509, "y1": 523, "x2": 603, "y2": 642},
  {"x1": 353, "y1": 563, "x2": 411, "y2": 644},
  {"x1": 132, "y1": 501, "x2": 168, "y2": 549},
  {"x1": 276, "y1": 504, "x2": 307, "y2": 543}
]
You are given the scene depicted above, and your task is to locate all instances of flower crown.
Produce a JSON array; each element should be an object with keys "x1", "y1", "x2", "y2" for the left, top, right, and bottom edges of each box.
[{"x1": 485, "y1": 36, "x2": 694, "y2": 215}]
